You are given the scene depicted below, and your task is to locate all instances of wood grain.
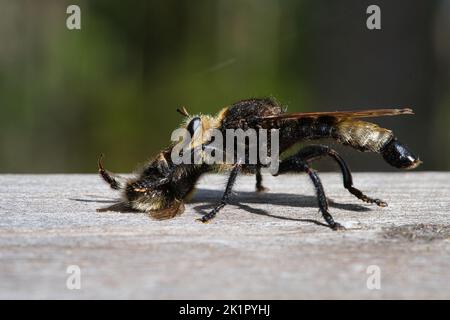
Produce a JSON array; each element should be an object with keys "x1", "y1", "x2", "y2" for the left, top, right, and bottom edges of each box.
[{"x1": 0, "y1": 173, "x2": 449, "y2": 299}]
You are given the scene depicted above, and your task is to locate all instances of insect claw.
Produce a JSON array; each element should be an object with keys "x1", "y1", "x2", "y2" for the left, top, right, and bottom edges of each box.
[
  {"x1": 332, "y1": 223, "x2": 346, "y2": 231},
  {"x1": 256, "y1": 185, "x2": 270, "y2": 193},
  {"x1": 376, "y1": 200, "x2": 388, "y2": 207},
  {"x1": 197, "y1": 212, "x2": 217, "y2": 223},
  {"x1": 98, "y1": 153, "x2": 105, "y2": 171},
  {"x1": 196, "y1": 217, "x2": 209, "y2": 223}
]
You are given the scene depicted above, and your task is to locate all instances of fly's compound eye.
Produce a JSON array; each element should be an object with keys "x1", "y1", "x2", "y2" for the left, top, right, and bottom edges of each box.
[{"x1": 187, "y1": 117, "x2": 202, "y2": 136}]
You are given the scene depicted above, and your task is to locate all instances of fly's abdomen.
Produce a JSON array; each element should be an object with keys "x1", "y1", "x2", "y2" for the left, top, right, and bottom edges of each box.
[
  {"x1": 332, "y1": 120, "x2": 393, "y2": 152},
  {"x1": 332, "y1": 119, "x2": 420, "y2": 169},
  {"x1": 279, "y1": 117, "x2": 335, "y2": 151}
]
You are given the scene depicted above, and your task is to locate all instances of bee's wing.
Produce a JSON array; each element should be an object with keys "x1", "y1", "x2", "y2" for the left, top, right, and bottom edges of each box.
[{"x1": 260, "y1": 108, "x2": 414, "y2": 121}]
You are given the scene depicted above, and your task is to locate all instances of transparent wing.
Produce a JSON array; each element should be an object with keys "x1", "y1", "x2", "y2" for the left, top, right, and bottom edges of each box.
[{"x1": 260, "y1": 108, "x2": 414, "y2": 121}]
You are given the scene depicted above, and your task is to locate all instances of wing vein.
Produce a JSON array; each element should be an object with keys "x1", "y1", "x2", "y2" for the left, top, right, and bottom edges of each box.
[{"x1": 261, "y1": 108, "x2": 414, "y2": 121}]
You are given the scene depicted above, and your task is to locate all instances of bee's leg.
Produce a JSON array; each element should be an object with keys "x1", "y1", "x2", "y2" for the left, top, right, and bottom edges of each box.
[
  {"x1": 98, "y1": 154, "x2": 123, "y2": 190},
  {"x1": 298, "y1": 145, "x2": 387, "y2": 207},
  {"x1": 276, "y1": 157, "x2": 344, "y2": 230},
  {"x1": 197, "y1": 164, "x2": 241, "y2": 223},
  {"x1": 255, "y1": 165, "x2": 269, "y2": 192},
  {"x1": 97, "y1": 201, "x2": 134, "y2": 213}
]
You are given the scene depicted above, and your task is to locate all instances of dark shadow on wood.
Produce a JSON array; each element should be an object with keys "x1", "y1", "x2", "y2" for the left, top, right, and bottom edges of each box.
[
  {"x1": 69, "y1": 188, "x2": 371, "y2": 222},
  {"x1": 194, "y1": 202, "x2": 331, "y2": 228},
  {"x1": 69, "y1": 198, "x2": 117, "y2": 204},
  {"x1": 190, "y1": 189, "x2": 371, "y2": 212},
  {"x1": 191, "y1": 188, "x2": 371, "y2": 228}
]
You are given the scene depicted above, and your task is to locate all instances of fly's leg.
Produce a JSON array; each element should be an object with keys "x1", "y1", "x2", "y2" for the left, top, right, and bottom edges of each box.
[
  {"x1": 297, "y1": 145, "x2": 387, "y2": 207},
  {"x1": 276, "y1": 155, "x2": 344, "y2": 230},
  {"x1": 255, "y1": 165, "x2": 269, "y2": 192},
  {"x1": 197, "y1": 164, "x2": 241, "y2": 223}
]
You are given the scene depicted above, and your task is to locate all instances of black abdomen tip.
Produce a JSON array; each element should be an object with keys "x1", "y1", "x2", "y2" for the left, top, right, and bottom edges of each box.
[{"x1": 382, "y1": 138, "x2": 421, "y2": 169}]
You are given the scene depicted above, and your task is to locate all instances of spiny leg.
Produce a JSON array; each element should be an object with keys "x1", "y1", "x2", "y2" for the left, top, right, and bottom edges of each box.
[
  {"x1": 297, "y1": 145, "x2": 387, "y2": 207},
  {"x1": 255, "y1": 165, "x2": 269, "y2": 192},
  {"x1": 276, "y1": 156, "x2": 344, "y2": 230},
  {"x1": 198, "y1": 164, "x2": 241, "y2": 223},
  {"x1": 98, "y1": 154, "x2": 123, "y2": 190}
]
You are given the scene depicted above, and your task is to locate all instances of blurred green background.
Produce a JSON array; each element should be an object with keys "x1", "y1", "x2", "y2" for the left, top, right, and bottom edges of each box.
[{"x1": 0, "y1": 0, "x2": 449, "y2": 173}]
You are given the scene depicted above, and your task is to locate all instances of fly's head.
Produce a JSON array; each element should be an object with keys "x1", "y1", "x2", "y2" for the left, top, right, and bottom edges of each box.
[{"x1": 183, "y1": 114, "x2": 222, "y2": 148}]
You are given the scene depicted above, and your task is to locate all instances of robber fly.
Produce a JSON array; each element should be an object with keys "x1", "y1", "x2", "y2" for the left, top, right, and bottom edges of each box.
[{"x1": 98, "y1": 98, "x2": 421, "y2": 230}]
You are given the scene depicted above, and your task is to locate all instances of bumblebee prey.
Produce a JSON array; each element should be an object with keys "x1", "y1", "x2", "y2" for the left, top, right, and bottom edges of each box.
[{"x1": 98, "y1": 98, "x2": 421, "y2": 230}]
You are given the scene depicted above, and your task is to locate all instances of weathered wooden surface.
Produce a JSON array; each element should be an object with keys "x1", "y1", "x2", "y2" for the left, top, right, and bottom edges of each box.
[{"x1": 0, "y1": 173, "x2": 449, "y2": 299}]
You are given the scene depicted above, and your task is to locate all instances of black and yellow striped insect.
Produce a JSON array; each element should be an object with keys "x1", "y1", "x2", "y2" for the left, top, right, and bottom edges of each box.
[{"x1": 98, "y1": 98, "x2": 420, "y2": 230}]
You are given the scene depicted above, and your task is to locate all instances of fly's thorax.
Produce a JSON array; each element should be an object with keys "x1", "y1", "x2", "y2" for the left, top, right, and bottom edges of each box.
[{"x1": 332, "y1": 120, "x2": 393, "y2": 152}]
